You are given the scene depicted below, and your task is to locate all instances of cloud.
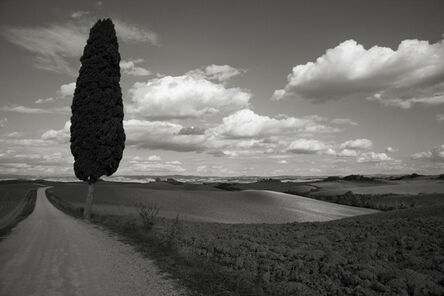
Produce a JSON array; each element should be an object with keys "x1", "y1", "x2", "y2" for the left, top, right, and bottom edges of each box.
[
  {"x1": 411, "y1": 145, "x2": 444, "y2": 162},
  {"x1": 147, "y1": 155, "x2": 161, "y2": 161},
  {"x1": 357, "y1": 152, "x2": 391, "y2": 163},
  {"x1": 278, "y1": 160, "x2": 288, "y2": 164},
  {"x1": 120, "y1": 59, "x2": 151, "y2": 76},
  {"x1": 386, "y1": 146, "x2": 399, "y2": 153},
  {"x1": 3, "y1": 132, "x2": 23, "y2": 139},
  {"x1": 41, "y1": 121, "x2": 71, "y2": 143},
  {"x1": 35, "y1": 82, "x2": 75, "y2": 104},
  {"x1": 2, "y1": 18, "x2": 158, "y2": 75},
  {"x1": 35, "y1": 97, "x2": 56, "y2": 104},
  {"x1": 71, "y1": 11, "x2": 90, "y2": 19},
  {"x1": 337, "y1": 149, "x2": 357, "y2": 157},
  {"x1": 210, "y1": 109, "x2": 338, "y2": 139},
  {"x1": 126, "y1": 74, "x2": 251, "y2": 119},
  {"x1": 287, "y1": 139, "x2": 328, "y2": 154},
  {"x1": 340, "y1": 138, "x2": 373, "y2": 150},
  {"x1": 113, "y1": 19, "x2": 158, "y2": 45},
  {"x1": 187, "y1": 64, "x2": 244, "y2": 82},
  {"x1": 60, "y1": 82, "x2": 76, "y2": 97},
  {"x1": 124, "y1": 119, "x2": 207, "y2": 152},
  {"x1": 178, "y1": 126, "x2": 206, "y2": 135},
  {"x1": 437, "y1": 114, "x2": 444, "y2": 122},
  {"x1": 0, "y1": 118, "x2": 7, "y2": 128},
  {"x1": 0, "y1": 105, "x2": 70, "y2": 114},
  {"x1": 369, "y1": 93, "x2": 444, "y2": 109},
  {"x1": 331, "y1": 118, "x2": 358, "y2": 126},
  {"x1": 273, "y1": 38, "x2": 444, "y2": 107},
  {"x1": 1, "y1": 23, "x2": 86, "y2": 75}
]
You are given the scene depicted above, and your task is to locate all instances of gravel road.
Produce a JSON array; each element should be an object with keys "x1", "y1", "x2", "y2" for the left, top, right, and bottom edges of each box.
[{"x1": 0, "y1": 187, "x2": 188, "y2": 296}]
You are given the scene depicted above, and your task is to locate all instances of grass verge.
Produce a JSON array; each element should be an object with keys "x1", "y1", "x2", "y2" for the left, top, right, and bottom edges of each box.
[{"x1": 0, "y1": 189, "x2": 37, "y2": 239}]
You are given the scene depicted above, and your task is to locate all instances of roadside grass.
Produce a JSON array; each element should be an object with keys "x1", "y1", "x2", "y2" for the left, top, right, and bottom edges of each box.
[
  {"x1": 0, "y1": 186, "x2": 38, "y2": 239},
  {"x1": 46, "y1": 186, "x2": 444, "y2": 296}
]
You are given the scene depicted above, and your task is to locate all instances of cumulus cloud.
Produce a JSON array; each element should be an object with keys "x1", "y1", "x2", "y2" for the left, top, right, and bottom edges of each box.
[
  {"x1": 340, "y1": 138, "x2": 373, "y2": 150},
  {"x1": 436, "y1": 114, "x2": 444, "y2": 122},
  {"x1": 357, "y1": 152, "x2": 391, "y2": 163},
  {"x1": 337, "y1": 149, "x2": 357, "y2": 157},
  {"x1": 187, "y1": 64, "x2": 244, "y2": 82},
  {"x1": 287, "y1": 139, "x2": 328, "y2": 154},
  {"x1": 411, "y1": 145, "x2": 444, "y2": 162},
  {"x1": 2, "y1": 18, "x2": 157, "y2": 75},
  {"x1": 273, "y1": 38, "x2": 444, "y2": 108},
  {"x1": 0, "y1": 105, "x2": 70, "y2": 114},
  {"x1": 126, "y1": 75, "x2": 251, "y2": 119},
  {"x1": 41, "y1": 121, "x2": 71, "y2": 143},
  {"x1": 210, "y1": 109, "x2": 338, "y2": 139},
  {"x1": 120, "y1": 59, "x2": 151, "y2": 76}
]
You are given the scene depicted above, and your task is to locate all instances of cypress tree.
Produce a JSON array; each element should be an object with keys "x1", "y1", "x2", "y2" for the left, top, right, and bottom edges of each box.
[{"x1": 70, "y1": 18, "x2": 125, "y2": 220}]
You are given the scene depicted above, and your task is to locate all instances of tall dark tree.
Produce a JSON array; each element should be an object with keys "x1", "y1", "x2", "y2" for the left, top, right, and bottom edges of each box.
[{"x1": 70, "y1": 18, "x2": 125, "y2": 220}]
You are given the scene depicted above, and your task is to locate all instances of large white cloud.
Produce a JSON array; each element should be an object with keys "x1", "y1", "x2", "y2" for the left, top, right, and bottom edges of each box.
[
  {"x1": 210, "y1": 109, "x2": 337, "y2": 139},
  {"x1": 287, "y1": 139, "x2": 328, "y2": 154},
  {"x1": 126, "y1": 75, "x2": 251, "y2": 119},
  {"x1": 272, "y1": 38, "x2": 444, "y2": 108}
]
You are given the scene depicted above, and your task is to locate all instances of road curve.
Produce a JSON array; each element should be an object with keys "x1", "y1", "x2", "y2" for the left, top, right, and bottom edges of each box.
[{"x1": 0, "y1": 187, "x2": 187, "y2": 296}]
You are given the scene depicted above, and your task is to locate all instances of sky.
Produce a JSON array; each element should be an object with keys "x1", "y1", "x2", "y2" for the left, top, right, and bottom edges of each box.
[{"x1": 0, "y1": 0, "x2": 444, "y2": 177}]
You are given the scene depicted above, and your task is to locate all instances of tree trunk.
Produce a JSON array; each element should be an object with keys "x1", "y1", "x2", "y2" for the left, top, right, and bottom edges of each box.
[{"x1": 84, "y1": 182, "x2": 95, "y2": 220}]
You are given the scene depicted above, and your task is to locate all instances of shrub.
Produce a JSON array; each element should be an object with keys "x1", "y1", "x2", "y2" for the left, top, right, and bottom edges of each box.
[{"x1": 136, "y1": 202, "x2": 160, "y2": 231}]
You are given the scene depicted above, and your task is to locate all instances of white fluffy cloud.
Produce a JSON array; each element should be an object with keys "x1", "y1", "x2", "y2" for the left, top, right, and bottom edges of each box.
[
  {"x1": 287, "y1": 139, "x2": 328, "y2": 154},
  {"x1": 357, "y1": 152, "x2": 391, "y2": 163},
  {"x1": 126, "y1": 74, "x2": 251, "y2": 119},
  {"x1": 340, "y1": 138, "x2": 373, "y2": 150},
  {"x1": 120, "y1": 59, "x2": 151, "y2": 76},
  {"x1": 411, "y1": 145, "x2": 444, "y2": 162},
  {"x1": 273, "y1": 38, "x2": 444, "y2": 108},
  {"x1": 41, "y1": 121, "x2": 71, "y2": 143},
  {"x1": 337, "y1": 149, "x2": 357, "y2": 157},
  {"x1": 210, "y1": 109, "x2": 337, "y2": 138}
]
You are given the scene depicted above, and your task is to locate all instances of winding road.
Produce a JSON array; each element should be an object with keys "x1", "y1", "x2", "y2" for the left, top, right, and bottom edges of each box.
[{"x1": 0, "y1": 187, "x2": 187, "y2": 296}]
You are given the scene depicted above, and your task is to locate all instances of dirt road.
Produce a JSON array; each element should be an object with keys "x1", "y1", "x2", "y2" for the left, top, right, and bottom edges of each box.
[{"x1": 0, "y1": 187, "x2": 187, "y2": 296}]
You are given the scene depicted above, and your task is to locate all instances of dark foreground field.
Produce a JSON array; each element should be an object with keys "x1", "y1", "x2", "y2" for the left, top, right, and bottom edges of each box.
[
  {"x1": 0, "y1": 181, "x2": 38, "y2": 238},
  {"x1": 45, "y1": 180, "x2": 444, "y2": 296}
]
